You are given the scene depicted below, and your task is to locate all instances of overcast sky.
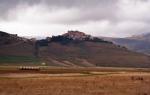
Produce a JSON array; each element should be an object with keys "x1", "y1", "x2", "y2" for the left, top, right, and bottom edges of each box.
[{"x1": 0, "y1": 0, "x2": 150, "y2": 38}]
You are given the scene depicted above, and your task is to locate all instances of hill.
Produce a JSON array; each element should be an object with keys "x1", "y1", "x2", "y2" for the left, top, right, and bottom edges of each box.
[
  {"x1": 103, "y1": 33, "x2": 150, "y2": 55},
  {"x1": 0, "y1": 31, "x2": 38, "y2": 65},
  {"x1": 129, "y1": 33, "x2": 150, "y2": 41},
  {"x1": 37, "y1": 31, "x2": 150, "y2": 68},
  {"x1": 0, "y1": 31, "x2": 23, "y2": 46},
  {"x1": 0, "y1": 30, "x2": 150, "y2": 67}
]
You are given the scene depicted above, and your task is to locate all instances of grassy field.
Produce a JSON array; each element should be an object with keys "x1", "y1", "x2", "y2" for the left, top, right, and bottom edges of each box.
[
  {"x1": 0, "y1": 56, "x2": 40, "y2": 65},
  {"x1": 0, "y1": 66, "x2": 150, "y2": 73},
  {"x1": 0, "y1": 72, "x2": 150, "y2": 95},
  {"x1": 0, "y1": 67, "x2": 150, "y2": 95}
]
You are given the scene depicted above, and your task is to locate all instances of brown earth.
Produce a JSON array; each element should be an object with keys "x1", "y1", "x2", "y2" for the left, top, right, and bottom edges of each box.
[
  {"x1": 40, "y1": 42, "x2": 150, "y2": 67},
  {"x1": 0, "y1": 71, "x2": 150, "y2": 95}
]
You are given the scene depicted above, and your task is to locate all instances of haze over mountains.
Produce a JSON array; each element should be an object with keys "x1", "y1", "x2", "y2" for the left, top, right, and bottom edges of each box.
[
  {"x1": 0, "y1": 30, "x2": 150, "y2": 68},
  {"x1": 103, "y1": 33, "x2": 150, "y2": 55},
  {"x1": 130, "y1": 33, "x2": 150, "y2": 41}
]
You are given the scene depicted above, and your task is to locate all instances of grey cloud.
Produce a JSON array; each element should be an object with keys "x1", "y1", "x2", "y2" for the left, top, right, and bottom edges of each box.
[
  {"x1": 44, "y1": 0, "x2": 118, "y2": 8},
  {"x1": 0, "y1": 0, "x2": 118, "y2": 22},
  {"x1": 39, "y1": 0, "x2": 119, "y2": 24},
  {"x1": 0, "y1": 0, "x2": 150, "y2": 37},
  {"x1": 0, "y1": 0, "x2": 40, "y2": 20}
]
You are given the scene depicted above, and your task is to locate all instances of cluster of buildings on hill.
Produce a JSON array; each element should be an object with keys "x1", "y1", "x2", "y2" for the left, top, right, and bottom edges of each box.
[{"x1": 63, "y1": 30, "x2": 94, "y2": 41}]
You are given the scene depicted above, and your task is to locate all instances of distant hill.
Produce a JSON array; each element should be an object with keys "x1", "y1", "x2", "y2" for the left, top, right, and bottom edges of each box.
[
  {"x1": 129, "y1": 33, "x2": 150, "y2": 41},
  {"x1": 36, "y1": 31, "x2": 150, "y2": 68},
  {"x1": 0, "y1": 31, "x2": 35, "y2": 56},
  {"x1": 0, "y1": 31, "x2": 38, "y2": 65},
  {"x1": 0, "y1": 31, "x2": 22, "y2": 46},
  {"x1": 0, "y1": 30, "x2": 150, "y2": 67},
  {"x1": 102, "y1": 33, "x2": 150, "y2": 55}
]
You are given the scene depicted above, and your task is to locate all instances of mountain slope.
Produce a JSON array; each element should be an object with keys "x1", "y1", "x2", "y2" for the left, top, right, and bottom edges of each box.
[
  {"x1": 0, "y1": 31, "x2": 22, "y2": 46},
  {"x1": 0, "y1": 31, "x2": 35, "y2": 56},
  {"x1": 0, "y1": 31, "x2": 150, "y2": 67},
  {"x1": 39, "y1": 41, "x2": 150, "y2": 67},
  {"x1": 37, "y1": 31, "x2": 150, "y2": 68},
  {"x1": 129, "y1": 33, "x2": 150, "y2": 41},
  {"x1": 103, "y1": 33, "x2": 150, "y2": 55},
  {"x1": 0, "y1": 31, "x2": 38, "y2": 64}
]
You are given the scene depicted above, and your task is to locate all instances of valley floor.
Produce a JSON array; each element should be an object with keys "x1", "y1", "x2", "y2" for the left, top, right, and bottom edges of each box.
[{"x1": 0, "y1": 67, "x2": 150, "y2": 95}]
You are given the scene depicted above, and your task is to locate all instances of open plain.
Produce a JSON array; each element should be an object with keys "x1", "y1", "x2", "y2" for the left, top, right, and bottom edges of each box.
[{"x1": 0, "y1": 67, "x2": 150, "y2": 95}]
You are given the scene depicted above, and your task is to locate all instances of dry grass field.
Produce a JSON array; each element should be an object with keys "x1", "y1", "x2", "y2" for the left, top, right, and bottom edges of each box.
[{"x1": 0, "y1": 67, "x2": 150, "y2": 95}]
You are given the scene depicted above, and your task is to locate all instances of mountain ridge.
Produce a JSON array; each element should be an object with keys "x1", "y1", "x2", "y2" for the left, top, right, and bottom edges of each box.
[
  {"x1": 128, "y1": 33, "x2": 150, "y2": 41},
  {"x1": 102, "y1": 32, "x2": 150, "y2": 55},
  {"x1": 0, "y1": 30, "x2": 150, "y2": 68}
]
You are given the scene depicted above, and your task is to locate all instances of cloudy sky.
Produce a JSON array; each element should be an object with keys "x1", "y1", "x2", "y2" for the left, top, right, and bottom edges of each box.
[{"x1": 0, "y1": 0, "x2": 150, "y2": 38}]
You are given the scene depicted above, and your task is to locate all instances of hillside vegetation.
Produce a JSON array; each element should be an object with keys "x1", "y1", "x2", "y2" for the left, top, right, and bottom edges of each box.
[{"x1": 0, "y1": 30, "x2": 150, "y2": 68}]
